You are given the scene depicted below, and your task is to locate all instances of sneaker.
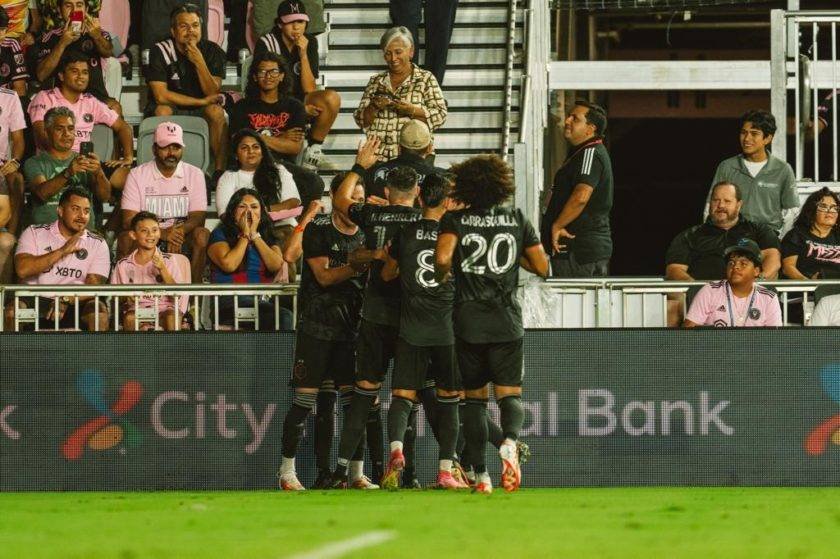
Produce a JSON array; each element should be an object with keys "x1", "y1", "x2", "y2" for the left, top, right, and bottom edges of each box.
[
  {"x1": 499, "y1": 441, "x2": 522, "y2": 492},
  {"x1": 517, "y1": 440, "x2": 531, "y2": 465},
  {"x1": 311, "y1": 469, "x2": 332, "y2": 489},
  {"x1": 473, "y1": 473, "x2": 493, "y2": 495},
  {"x1": 327, "y1": 470, "x2": 348, "y2": 489},
  {"x1": 350, "y1": 475, "x2": 380, "y2": 490},
  {"x1": 436, "y1": 470, "x2": 468, "y2": 490},
  {"x1": 380, "y1": 449, "x2": 405, "y2": 491},
  {"x1": 278, "y1": 471, "x2": 305, "y2": 491},
  {"x1": 302, "y1": 143, "x2": 327, "y2": 170}
]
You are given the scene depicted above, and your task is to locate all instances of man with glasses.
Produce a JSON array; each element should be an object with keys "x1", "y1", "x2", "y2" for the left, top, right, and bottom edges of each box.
[{"x1": 683, "y1": 238, "x2": 782, "y2": 328}]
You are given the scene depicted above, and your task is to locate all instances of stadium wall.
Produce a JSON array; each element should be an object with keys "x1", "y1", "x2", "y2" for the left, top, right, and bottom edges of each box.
[{"x1": 2, "y1": 330, "x2": 840, "y2": 490}]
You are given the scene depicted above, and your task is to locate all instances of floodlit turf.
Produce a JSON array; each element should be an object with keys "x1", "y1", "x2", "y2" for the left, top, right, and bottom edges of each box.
[{"x1": 2, "y1": 488, "x2": 840, "y2": 558}]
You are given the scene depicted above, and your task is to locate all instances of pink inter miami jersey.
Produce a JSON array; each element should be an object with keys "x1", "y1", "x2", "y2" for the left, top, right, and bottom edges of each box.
[
  {"x1": 28, "y1": 87, "x2": 118, "y2": 153},
  {"x1": 121, "y1": 161, "x2": 207, "y2": 228},
  {"x1": 15, "y1": 221, "x2": 110, "y2": 285},
  {"x1": 0, "y1": 87, "x2": 26, "y2": 162},
  {"x1": 110, "y1": 250, "x2": 189, "y2": 311},
  {"x1": 685, "y1": 280, "x2": 782, "y2": 327}
]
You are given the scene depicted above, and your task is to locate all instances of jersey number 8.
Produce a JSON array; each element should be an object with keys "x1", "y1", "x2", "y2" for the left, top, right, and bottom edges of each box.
[{"x1": 461, "y1": 233, "x2": 517, "y2": 275}]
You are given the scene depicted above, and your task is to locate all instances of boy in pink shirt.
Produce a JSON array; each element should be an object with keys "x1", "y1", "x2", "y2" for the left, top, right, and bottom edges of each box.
[
  {"x1": 119, "y1": 122, "x2": 209, "y2": 283},
  {"x1": 684, "y1": 238, "x2": 782, "y2": 328},
  {"x1": 111, "y1": 211, "x2": 189, "y2": 331},
  {"x1": 7, "y1": 186, "x2": 110, "y2": 331}
]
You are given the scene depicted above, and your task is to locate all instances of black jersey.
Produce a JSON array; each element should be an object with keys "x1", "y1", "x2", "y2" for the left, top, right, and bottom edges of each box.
[
  {"x1": 298, "y1": 214, "x2": 366, "y2": 341},
  {"x1": 348, "y1": 203, "x2": 422, "y2": 327},
  {"x1": 0, "y1": 38, "x2": 28, "y2": 89},
  {"x1": 389, "y1": 218, "x2": 455, "y2": 346},
  {"x1": 440, "y1": 206, "x2": 541, "y2": 343},
  {"x1": 34, "y1": 29, "x2": 112, "y2": 101}
]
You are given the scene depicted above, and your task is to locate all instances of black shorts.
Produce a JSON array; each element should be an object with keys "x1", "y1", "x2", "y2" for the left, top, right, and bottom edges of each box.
[
  {"x1": 355, "y1": 319, "x2": 399, "y2": 383},
  {"x1": 291, "y1": 330, "x2": 355, "y2": 389},
  {"x1": 456, "y1": 337, "x2": 524, "y2": 390},
  {"x1": 393, "y1": 338, "x2": 460, "y2": 392}
]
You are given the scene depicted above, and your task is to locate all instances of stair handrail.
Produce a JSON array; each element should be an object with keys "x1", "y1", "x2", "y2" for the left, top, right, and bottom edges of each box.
[{"x1": 500, "y1": 0, "x2": 519, "y2": 161}]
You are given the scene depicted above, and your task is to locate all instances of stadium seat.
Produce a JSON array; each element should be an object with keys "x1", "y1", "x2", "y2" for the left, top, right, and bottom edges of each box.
[
  {"x1": 136, "y1": 116, "x2": 212, "y2": 174},
  {"x1": 90, "y1": 124, "x2": 114, "y2": 161},
  {"x1": 99, "y1": 0, "x2": 130, "y2": 55},
  {"x1": 208, "y1": 0, "x2": 226, "y2": 48}
]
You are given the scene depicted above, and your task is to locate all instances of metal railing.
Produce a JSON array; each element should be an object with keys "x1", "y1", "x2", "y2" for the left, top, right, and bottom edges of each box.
[{"x1": 500, "y1": 0, "x2": 520, "y2": 162}]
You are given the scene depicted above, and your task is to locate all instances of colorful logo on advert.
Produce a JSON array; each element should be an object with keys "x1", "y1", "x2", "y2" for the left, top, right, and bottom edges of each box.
[
  {"x1": 61, "y1": 371, "x2": 143, "y2": 460},
  {"x1": 805, "y1": 364, "x2": 840, "y2": 456}
]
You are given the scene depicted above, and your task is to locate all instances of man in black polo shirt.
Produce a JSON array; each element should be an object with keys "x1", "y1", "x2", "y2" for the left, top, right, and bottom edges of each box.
[
  {"x1": 145, "y1": 3, "x2": 228, "y2": 179},
  {"x1": 34, "y1": 0, "x2": 119, "y2": 112},
  {"x1": 253, "y1": 0, "x2": 341, "y2": 170},
  {"x1": 542, "y1": 100, "x2": 613, "y2": 278},
  {"x1": 367, "y1": 119, "x2": 445, "y2": 199}
]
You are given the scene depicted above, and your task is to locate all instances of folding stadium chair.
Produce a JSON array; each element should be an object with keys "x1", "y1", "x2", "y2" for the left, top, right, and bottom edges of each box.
[
  {"x1": 136, "y1": 116, "x2": 212, "y2": 175},
  {"x1": 208, "y1": 0, "x2": 226, "y2": 48},
  {"x1": 90, "y1": 124, "x2": 114, "y2": 161}
]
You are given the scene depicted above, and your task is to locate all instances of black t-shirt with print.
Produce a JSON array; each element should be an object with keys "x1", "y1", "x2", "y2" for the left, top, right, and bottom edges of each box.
[
  {"x1": 229, "y1": 97, "x2": 308, "y2": 162},
  {"x1": 781, "y1": 225, "x2": 840, "y2": 279},
  {"x1": 146, "y1": 38, "x2": 226, "y2": 102}
]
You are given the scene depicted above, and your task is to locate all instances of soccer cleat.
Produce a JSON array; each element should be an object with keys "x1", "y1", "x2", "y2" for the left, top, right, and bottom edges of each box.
[
  {"x1": 302, "y1": 144, "x2": 330, "y2": 170},
  {"x1": 311, "y1": 469, "x2": 332, "y2": 490},
  {"x1": 350, "y1": 475, "x2": 380, "y2": 490},
  {"x1": 499, "y1": 441, "x2": 522, "y2": 492},
  {"x1": 278, "y1": 471, "x2": 305, "y2": 491},
  {"x1": 517, "y1": 440, "x2": 531, "y2": 465},
  {"x1": 436, "y1": 470, "x2": 468, "y2": 490},
  {"x1": 452, "y1": 460, "x2": 470, "y2": 487},
  {"x1": 327, "y1": 471, "x2": 348, "y2": 489},
  {"x1": 381, "y1": 449, "x2": 405, "y2": 490},
  {"x1": 473, "y1": 473, "x2": 493, "y2": 495}
]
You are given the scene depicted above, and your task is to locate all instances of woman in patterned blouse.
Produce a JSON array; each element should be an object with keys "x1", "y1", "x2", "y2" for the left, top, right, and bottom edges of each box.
[{"x1": 354, "y1": 26, "x2": 447, "y2": 162}]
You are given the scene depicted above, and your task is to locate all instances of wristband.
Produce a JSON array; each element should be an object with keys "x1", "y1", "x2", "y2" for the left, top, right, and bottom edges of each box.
[
  {"x1": 350, "y1": 163, "x2": 367, "y2": 176},
  {"x1": 250, "y1": 232, "x2": 262, "y2": 241}
]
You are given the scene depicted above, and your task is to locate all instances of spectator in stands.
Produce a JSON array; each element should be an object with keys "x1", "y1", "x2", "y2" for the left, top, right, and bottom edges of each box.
[
  {"x1": 781, "y1": 188, "x2": 840, "y2": 280},
  {"x1": 207, "y1": 187, "x2": 292, "y2": 329},
  {"x1": 0, "y1": 172, "x2": 14, "y2": 282},
  {"x1": 0, "y1": 86, "x2": 25, "y2": 235},
  {"x1": 253, "y1": 0, "x2": 340, "y2": 170},
  {"x1": 22, "y1": 106, "x2": 111, "y2": 230},
  {"x1": 120, "y1": 121, "x2": 209, "y2": 283},
  {"x1": 683, "y1": 239, "x2": 782, "y2": 328},
  {"x1": 29, "y1": 53, "x2": 134, "y2": 189},
  {"x1": 389, "y1": 0, "x2": 458, "y2": 85},
  {"x1": 216, "y1": 129, "x2": 301, "y2": 229},
  {"x1": 253, "y1": 0, "x2": 326, "y2": 38},
  {"x1": 7, "y1": 186, "x2": 110, "y2": 331},
  {"x1": 111, "y1": 210, "x2": 189, "y2": 331},
  {"x1": 34, "y1": 0, "x2": 120, "y2": 114},
  {"x1": 2, "y1": 0, "x2": 41, "y2": 46},
  {"x1": 39, "y1": 0, "x2": 99, "y2": 32},
  {"x1": 542, "y1": 99, "x2": 613, "y2": 278},
  {"x1": 139, "y1": 0, "x2": 208, "y2": 51},
  {"x1": 229, "y1": 51, "x2": 324, "y2": 209},
  {"x1": 706, "y1": 110, "x2": 798, "y2": 235},
  {"x1": 366, "y1": 119, "x2": 445, "y2": 199},
  {"x1": 0, "y1": 6, "x2": 29, "y2": 96},
  {"x1": 355, "y1": 26, "x2": 447, "y2": 162},
  {"x1": 809, "y1": 292, "x2": 840, "y2": 326},
  {"x1": 145, "y1": 2, "x2": 228, "y2": 181}
]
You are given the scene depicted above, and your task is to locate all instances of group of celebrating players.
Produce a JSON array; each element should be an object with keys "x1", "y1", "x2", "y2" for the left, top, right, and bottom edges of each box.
[{"x1": 277, "y1": 136, "x2": 550, "y2": 494}]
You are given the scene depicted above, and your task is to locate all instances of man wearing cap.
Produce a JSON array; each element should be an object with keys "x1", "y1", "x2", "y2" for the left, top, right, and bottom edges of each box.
[
  {"x1": 683, "y1": 238, "x2": 782, "y2": 328},
  {"x1": 366, "y1": 119, "x2": 446, "y2": 199},
  {"x1": 253, "y1": 0, "x2": 341, "y2": 171},
  {"x1": 119, "y1": 122, "x2": 209, "y2": 283},
  {"x1": 145, "y1": 3, "x2": 228, "y2": 181}
]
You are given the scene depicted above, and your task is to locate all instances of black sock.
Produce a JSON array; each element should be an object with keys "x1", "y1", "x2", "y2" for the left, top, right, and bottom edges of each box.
[
  {"x1": 463, "y1": 398, "x2": 489, "y2": 474},
  {"x1": 456, "y1": 401, "x2": 467, "y2": 464},
  {"x1": 388, "y1": 396, "x2": 414, "y2": 445},
  {"x1": 367, "y1": 402, "x2": 384, "y2": 476},
  {"x1": 436, "y1": 396, "x2": 459, "y2": 463},
  {"x1": 314, "y1": 390, "x2": 336, "y2": 470},
  {"x1": 337, "y1": 387, "x2": 377, "y2": 464},
  {"x1": 498, "y1": 395, "x2": 524, "y2": 442},
  {"x1": 488, "y1": 415, "x2": 505, "y2": 449},
  {"x1": 418, "y1": 386, "x2": 440, "y2": 441},
  {"x1": 281, "y1": 403, "x2": 312, "y2": 458},
  {"x1": 403, "y1": 404, "x2": 419, "y2": 475}
]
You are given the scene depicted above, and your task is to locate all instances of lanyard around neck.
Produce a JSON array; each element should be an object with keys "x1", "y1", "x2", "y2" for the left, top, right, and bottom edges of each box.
[{"x1": 725, "y1": 282, "x2": 757, "y2": 327}]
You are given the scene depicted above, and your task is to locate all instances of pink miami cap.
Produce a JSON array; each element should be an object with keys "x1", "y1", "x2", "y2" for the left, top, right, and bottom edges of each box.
[{"x1": 154, "y1": 122, "x2": 184, "y2": 147}]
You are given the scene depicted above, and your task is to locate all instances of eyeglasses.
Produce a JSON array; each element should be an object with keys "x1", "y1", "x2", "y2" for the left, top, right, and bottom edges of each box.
[
  {"x1": 816, "y1": 203, "x2": 840, "y2": 214},
  {"x1": 727, "y1": 258, "x2": 754, "y2": 269},
  {"x1": 255, "y1": 69, "x2": 282, "y2": 78}
]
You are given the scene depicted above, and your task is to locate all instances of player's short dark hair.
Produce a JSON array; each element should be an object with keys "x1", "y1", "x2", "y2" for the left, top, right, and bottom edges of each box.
[
  {"x1": 0, "y1": 6, "x2": 10, "y2": 29},
  {"x1": 419, "y1": 173, "x2": 450, "y2": 208},
  {"x1": 58, "y1": 51, "x2": 90, "y2": 75},
  {"x1": 131, "y1": 211, "x2": 160, "y2": 230},
  {"x1": 740, "y1": 109, "x2": 777, "y2": 138},
  {"x1": 386, "y1": 166, "x2": 418, "y2": 193},
  {"x1": 171, "y1": 2, "x2": 203, "y2": 27},
  {"x1": 449, "y1": 154, "x2": 514, "y2": 210},
  {"x1": 59, "y1": 185, "x2": 92, "y2": 206},
  {"x1": 574, "y1": 99, "x2": 608, "y2": 136},
  {"x1": 330, "y1": 172, "x2": 365, "y2": 195},
  {"x1": 711, "y1": 180, "x2": 742, "y2": 202}
]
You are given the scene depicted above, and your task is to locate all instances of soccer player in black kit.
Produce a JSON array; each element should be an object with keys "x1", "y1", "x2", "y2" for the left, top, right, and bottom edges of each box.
[
  {"x1": 379, "y1": 173, "x2": 468, "y2": 490},
  {"x1": 434, "y1": 154, "x2": 549, "y2": 494},
  {"x1": 328, "y1": 136, "x2": 422, "y2": 489}
]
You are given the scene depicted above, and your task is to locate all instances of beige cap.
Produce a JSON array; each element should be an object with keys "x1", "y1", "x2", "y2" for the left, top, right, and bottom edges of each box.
[{"x1": 399, "y1": 119, "x2": 431, "y2": 150}]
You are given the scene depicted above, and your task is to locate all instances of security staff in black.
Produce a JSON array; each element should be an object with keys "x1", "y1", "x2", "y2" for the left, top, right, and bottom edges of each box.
[
  {"x1": 379, "y1": 173, "x2": 461, "y2": 488},
  {"x1": 366, "y1": 119, "x2": 446, "y2": 199},
  {"x1": 434, "y1": 154, "x2": 549, "y2": 494},
  {"x1": 328, "y1": 136, "x2": 422, "y2": 488},
  {"x1": 542, "y1": 100, "x2": 613, "y2": 277}
]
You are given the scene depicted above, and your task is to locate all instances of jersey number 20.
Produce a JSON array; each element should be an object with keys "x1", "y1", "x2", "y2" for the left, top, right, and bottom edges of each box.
[{"x1": 461, "y1": 233, "x2": 516, "y2": 275}]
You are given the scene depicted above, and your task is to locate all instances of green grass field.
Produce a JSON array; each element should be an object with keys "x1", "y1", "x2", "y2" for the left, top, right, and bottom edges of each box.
[{"x1": 3, "y1": 488, "x2": 840, "y2": 558}]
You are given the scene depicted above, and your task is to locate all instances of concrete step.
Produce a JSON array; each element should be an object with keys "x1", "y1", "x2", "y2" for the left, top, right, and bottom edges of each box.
[
  {"x1": 328, "y1": 26, "x2": 522, "y2": 48},
  {"x1": 326, "y1": 5, "x2": 521, "y2": 26},
  {"x1": 325, "y1": 46, "x2": 514, "y2": 68}
]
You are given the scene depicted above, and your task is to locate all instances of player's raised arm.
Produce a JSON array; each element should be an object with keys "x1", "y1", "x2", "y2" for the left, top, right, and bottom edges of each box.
[{"x1": 333, "y1": 136, "x2": 381, "y2": 217}]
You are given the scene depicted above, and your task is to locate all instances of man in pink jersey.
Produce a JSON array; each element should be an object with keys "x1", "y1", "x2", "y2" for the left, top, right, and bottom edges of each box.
[
  {"x1": 684, "y1": 238, "x2": 782, "y2": 328},
  {"x1": 5, "y1": 186, "x2": 110, "y2": 331},
  {"x1": 111, "y1": 211, "x2": 189, "y2": 331},
  {"x1": 28, "y1": 53, "x2": 134, "y2": 189},
  {"x1": 120, "y1": 121, "x2": 209, "y2": 283},
  {"x1": 0, "y1": 85, "x2": 26, "y2": 234}
]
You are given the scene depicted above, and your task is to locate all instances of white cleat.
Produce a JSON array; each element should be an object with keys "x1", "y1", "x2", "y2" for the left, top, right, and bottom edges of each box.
[
  {"x1": 473, "y1": 472, "x2": 493, "y2": 495},
  {"x1": 279, "y1": 471, "x2": 306, "y2": 491},
  {"x1": 499, "y1": 441, "x2": 522, "y2": 492},
  {"x1": 350, "y1": 475, "x2": 380, "y2": 490}
]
